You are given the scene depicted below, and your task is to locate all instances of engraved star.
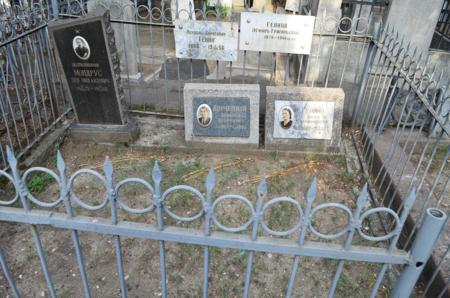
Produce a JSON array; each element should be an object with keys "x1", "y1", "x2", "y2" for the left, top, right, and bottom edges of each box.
[{"x1": 74, "y1": 29, "x2": 80, "y2": 34}]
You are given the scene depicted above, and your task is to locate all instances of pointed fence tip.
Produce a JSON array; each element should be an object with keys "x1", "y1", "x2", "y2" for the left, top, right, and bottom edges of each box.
[
  {"x1": 152, "y1": 160, "x2": 162, "y2": 182},
  {"x1": 306, "y1": 177, "x2": 318, "y2": 201},
  {"x1": 56, "y1": 150, "x2": 66, "y2": 171},
  {"x1": 206, "y1": 164, "x2": 215, "y2": 192},
  {"x1": 103, "y1": 156, "x2": 113, "y2": 175},
  {"x1": 258, "y1": 174, "x2": 268, "y2": 197}
]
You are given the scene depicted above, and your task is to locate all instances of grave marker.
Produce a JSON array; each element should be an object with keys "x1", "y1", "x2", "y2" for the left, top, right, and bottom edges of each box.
[
  {"x1": 265, "y1": 86, "x2": 344, "y2": 151},
  {"x1": 49, "y1": 10, "x2": 138, "y2": 142},
  {"x1": 239, "y1": 12, "x2": 315, "y2": 54},
  {"x1": 184, "y1": 83, "x2": 260, "y2": 149}
]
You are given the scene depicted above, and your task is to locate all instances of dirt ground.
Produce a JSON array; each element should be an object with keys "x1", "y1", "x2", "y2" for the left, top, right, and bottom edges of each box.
[{"x1": 0, "y1": 138, "x2": 395, "y2": 297}]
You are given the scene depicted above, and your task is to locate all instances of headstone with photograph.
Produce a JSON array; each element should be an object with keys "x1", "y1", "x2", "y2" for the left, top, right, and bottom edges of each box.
[
  {"x1": 184, "y1": 83, "x2": 260, "y2": 149},
  {"x1": 265, "y1": 86, "x2": 344, "y2": 152},
  {"x1": 49, "y1": 9, "x2": 139, "y2": 143}
]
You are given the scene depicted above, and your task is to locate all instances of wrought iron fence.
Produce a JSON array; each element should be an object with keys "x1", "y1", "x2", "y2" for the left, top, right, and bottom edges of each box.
[
  {"x1": 352, "y1": 23, "x2": 450, "y2": 297},
  {"x1": 0, "y1": 1, "x2": 72, "y2": 170},
  {"x1": 0, "y1": 147, "x2": 447, "y2": 297},
  {"x1": 53, "y1": 0, "x2": 377, "y2": 119},
  {"x1": 431, "y1": 0, "x2": 450, "y2": 51}
]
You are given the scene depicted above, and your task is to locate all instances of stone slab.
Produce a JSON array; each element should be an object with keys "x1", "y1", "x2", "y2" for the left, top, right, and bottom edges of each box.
[
  {"x1": 265, "y1": 86, "x2": 344, "y2": 152},
  {"x1": 239, "y1": 12, "x2": 315, "y2": 55},
  {"x1": 70, "y1": 118, "x2": 140, "y2": 144},
  {"x1": 173, "y1": 20, "x2": 239, "y2": 61},
  {"x1": 184, "y1": 83, "x2": 260, "y2": 148}
]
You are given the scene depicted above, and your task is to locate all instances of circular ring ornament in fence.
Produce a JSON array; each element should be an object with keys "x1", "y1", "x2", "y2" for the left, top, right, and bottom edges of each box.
[
  {"x1": 69, "y1": 1, "x2": 85, "y2": 16},
  {"x1": 177, "y1": 9, "x2": 192, "y2": 22},
  {"x1": 260, "y1": 197, "x2": 303, "y2": 237},
  {"x1": 115, "y1": 178, "x2": 155, "y2": 214},
  {"x1": 22, "y1": 167, "x2": 62, "y2": 208},
  {"x1": 309, "y1": 203, "x2": 353, "y2": 240},
  {"x1": 211, "y1": 195, "x2": 255, "y2": 233},
  {"x1": 68, "y1": 169, "x2": 109, "y2": 210},
  {"x1": 137, "y1": 5, "x2": 151, "y2": 19},
  {"x1": 354, "y1": 17, "x2": 369, "y2": 34},
  {"x1": 323, "y1": 16, "x2": 339, "y2": 33},
  {"x1": 358, "y1": 207, "x2": 400, "y2": 241},
  {"x1": 0, "y1": 170, "x2": 18, "y2": 206},
  {"x1": 162, "y1": 185, "x2": 205, "y2": 222},
  {"x1": 163, "y1": 8, "x2": 173, "y2": 23},
  {"x1": 151, "y1": 7, "x2": 163, "y2": 22},
  {"x1": 338, "y1": 17, "x2": 353, "y2": 34}
]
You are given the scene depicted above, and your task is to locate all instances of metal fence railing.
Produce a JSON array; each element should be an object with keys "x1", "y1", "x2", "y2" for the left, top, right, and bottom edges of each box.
[
  {"x1": 0, "y1": 1, "x2": 72, "y2": 170},
  {"x1": 431, "y1": 0, "x2": 450, "y2": 51},
  {"x1": 53, "y1": 0, "x2": 379, "y2": 120},
  {"x1": 352, "y1": 23, "x2": 450, "y2": 297},
  {"x1": 0, "y1": 147, "x2": 447, "y2": 297}
]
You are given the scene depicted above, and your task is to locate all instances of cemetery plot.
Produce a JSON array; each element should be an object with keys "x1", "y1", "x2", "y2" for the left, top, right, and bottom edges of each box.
[{"x1": 0, "y1": 138, "x2": 394, "y2": 297}]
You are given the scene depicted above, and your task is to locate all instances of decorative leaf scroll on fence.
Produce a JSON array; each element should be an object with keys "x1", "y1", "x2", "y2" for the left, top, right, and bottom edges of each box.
[{"x1": 0, "y1": 147, "x2": 446, "y2": 298}]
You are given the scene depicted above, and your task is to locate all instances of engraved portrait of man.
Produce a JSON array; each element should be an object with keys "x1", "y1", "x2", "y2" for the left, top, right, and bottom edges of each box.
[
  {"x1": 280, "y1": 106, "x2": 293, "y2": 129},
  {"x1": 197, "y1": 104, "x2": 212, "y2": 127},
  {"x1": 72, "y1": 36, "x2": 90, "y2": 60}
]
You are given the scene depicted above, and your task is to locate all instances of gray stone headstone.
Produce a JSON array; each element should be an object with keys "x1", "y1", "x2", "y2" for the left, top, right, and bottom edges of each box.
[
  {"x1": 265, "y1": 86, "x2": 344, "y2": 152},
  {"x1": 87, "y1": 0, "x2": 141, "y2": 80},
  {"x1": 184, "y1": 83, "x2": 260, "y2": 149}
]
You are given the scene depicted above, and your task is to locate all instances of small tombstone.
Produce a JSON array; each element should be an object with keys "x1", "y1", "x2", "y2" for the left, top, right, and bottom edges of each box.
[
  {"x1": 265, "y1": 86, "x2": 344, "y2": 152},
  {"x1": 49, "y1": 9, "x2": 139, "y2": 143},
  {"x1": 184, "y1": 83, "x2": 260, "y2": 149}
]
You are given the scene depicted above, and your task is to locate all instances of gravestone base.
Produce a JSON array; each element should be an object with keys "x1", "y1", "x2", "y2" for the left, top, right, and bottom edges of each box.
[
  {"x1": 265, "y1": 86, "x2": 344, "y2": 152},
  {"x1": 70, "y1": 119, "x2": 140, "y2": 144}
]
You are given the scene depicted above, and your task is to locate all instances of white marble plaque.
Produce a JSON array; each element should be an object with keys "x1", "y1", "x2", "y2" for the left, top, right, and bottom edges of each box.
[
  {"x1": 174, "y1": 20, "x2": 238, "y2": 61},
  {"x1": 239, "y1": 12, "x2": 315, "y2": 54},
  {"x1": 273, "y1": 100, "x2": 334, "y2": 139}
]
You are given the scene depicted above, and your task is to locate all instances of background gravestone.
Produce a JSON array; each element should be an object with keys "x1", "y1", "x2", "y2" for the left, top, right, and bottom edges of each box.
[
  {"x1": 265, "y1": 86, "x2": 344, "y2": 152},
  {"x1": 49, "y1": 9, "x2": 138, "y2": 142},
  {"x1": 184, "y1": 83, "x2": 260, "y2": 149},
  {"x1": 87, "y1": 0, "x2": 141, "y2": 80}
]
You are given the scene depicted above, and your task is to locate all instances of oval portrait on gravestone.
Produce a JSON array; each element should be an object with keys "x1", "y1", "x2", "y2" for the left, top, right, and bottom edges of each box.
[
  {"x1": 279, "y1": 106, "x2": 294, "y2": 129},
  {"x1": 72, "y1": 36, "x2": 91, "y2": 60},
  {"x1": 197, "y1": 104, "x2": 212, "y2": 127}
]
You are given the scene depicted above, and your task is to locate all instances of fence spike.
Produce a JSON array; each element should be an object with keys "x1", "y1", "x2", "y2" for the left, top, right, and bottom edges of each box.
[
  {"x1": 356, "y1": 183, "x2": 369, "y2": 209},
  {"x1": 152, "y1": 160, "x2": 162, "y2": 185},
  {"x1": 56, "y1": 151, "x2": 66, "y2": 177},
  {"x1": 400, "y1": 187, "x2": 417, "y2": 221},
  {"x1": 205, "y1": 164, "x2": 215, "y2": 196},
  {"x1": 306, "y1": 177, "x2": 317, "y2": 202},
  {"x1": 103, "y1": 156, "x2": 113, "y2": 181},
  {"x1": 6, "y1": 146, "x2": 17, "y2": 170},
  {"x1": 258, "y1": 174, "x2": 267, "y2": 198}
]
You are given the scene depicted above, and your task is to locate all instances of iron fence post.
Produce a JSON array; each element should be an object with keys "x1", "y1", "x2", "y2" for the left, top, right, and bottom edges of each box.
[
  {"x1": 351, "y1": 22, "x2": 381, "y2": 125},
  {"x1": 51, "y1": 0, "x2": 59, "y2": 21},
  {"x1": 391, "y1": 208, "x2": 447, "y2": 298}
]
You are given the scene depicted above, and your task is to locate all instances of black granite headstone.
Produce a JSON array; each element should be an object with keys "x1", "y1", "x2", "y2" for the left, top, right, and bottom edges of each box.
[{"x1": 49, "y1": 10, "x2": 126, "y2": 125}]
